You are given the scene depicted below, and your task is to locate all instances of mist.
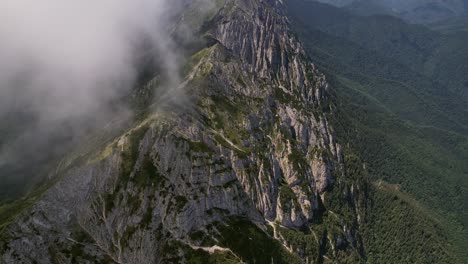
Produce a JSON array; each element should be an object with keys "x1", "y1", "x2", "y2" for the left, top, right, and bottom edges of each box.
[{"x1": 0, "y1": 0, "x2": 187, "y2": 193}]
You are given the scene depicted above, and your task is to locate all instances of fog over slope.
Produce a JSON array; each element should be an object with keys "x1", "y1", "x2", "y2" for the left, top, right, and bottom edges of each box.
[{"x1": 0, "y1": 0, "x2": 184, "y2": 188}]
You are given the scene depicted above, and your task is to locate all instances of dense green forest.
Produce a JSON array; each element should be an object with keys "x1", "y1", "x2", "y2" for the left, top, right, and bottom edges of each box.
[{"x1": 287, "y1": 0, "x2": 468, "y2": 261}]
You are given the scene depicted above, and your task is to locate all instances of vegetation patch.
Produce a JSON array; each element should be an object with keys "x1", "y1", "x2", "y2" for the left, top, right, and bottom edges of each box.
[
  {"x1": 213, "y1": 217, "x2": 303, "y2": 263},
  {"x1": 133, "y1": 155, "x2": 164, "y2": 188},
  {"x1": 362, "y1": 183, "x2": 456, "y2": 263},
  {"x1": 120, "y1": 124, "x2": 151, "y2": 184},
  {"x1": 279, "y1": 185, "x2": 297, "y2": 208}
]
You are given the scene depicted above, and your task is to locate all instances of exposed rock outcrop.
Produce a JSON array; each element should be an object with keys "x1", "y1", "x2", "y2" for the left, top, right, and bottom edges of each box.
[{"x1": 0, "y1": 1, "x2": 365, "y2": 263}]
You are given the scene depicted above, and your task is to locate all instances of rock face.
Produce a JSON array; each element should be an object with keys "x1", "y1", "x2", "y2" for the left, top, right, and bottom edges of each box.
[{"x1": 0, "y1": 0, "x2": 365, "y2": 263}]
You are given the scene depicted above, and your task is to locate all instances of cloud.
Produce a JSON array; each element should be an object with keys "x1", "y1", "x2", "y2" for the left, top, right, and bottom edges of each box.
[
  {"x1": 0, "y1": 0, "x2": 186, "y2": 184},
  {"x1": 0, "y1": 0, "x2": 180, "y2": 117}
]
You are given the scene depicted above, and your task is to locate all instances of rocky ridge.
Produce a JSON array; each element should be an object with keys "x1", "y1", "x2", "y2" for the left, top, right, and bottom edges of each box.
[{"x1": 0, "y1": 0, "x2": 366, "y2": 263}]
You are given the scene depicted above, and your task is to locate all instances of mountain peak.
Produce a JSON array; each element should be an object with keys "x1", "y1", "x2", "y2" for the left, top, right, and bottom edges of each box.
[{"x1": 0, "y1": 1, "x2": 364, "y2": 262}]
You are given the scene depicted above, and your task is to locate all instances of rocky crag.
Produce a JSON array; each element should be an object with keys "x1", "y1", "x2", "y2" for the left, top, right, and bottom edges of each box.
[{"x1": 0, "y1": 0, "x2": 369, "y2": 263}]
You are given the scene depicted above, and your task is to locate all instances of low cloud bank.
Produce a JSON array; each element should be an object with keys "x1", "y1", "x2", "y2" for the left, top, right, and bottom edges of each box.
[{"x1": 0, "y1": 0, "x2": 186, "y2": 186}]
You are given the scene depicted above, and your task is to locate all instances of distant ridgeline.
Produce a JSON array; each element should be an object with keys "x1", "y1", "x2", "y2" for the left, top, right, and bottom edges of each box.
[{"x1": 313, "y1": 0, "x2": 468, "y2": 24}]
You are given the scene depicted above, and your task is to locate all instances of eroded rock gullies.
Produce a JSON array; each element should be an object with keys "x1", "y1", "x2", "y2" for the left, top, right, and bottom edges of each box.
[{"x1": 1, "y1": 0, "x2": 364, "y2": 263}]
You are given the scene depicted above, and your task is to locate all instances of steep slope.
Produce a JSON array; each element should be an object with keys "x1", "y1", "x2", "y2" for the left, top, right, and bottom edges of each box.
[
  {"x1": 286, "y1": 0, "x2": 468, "y2": 261},
  {"x1": 0, "y1": 0, "x2": 459, "y2": 263},
  {"x1": 0, "y1": 0, "x2": 364, "y2": 263}
]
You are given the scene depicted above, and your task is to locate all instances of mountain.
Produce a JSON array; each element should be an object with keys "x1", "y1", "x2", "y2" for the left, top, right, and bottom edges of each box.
[
  {"x1": 287, "y1": 0, "x2": 468, "y2": 114},
  {"x1": 286, "y1": 0, "x2": 468, "y2": 261},
  {"x1": 313, "y1": 0, "x2": 355, "y2": 6},
  {"x1": 0, "y1": 0, "x2": 464, "y2": 263},
  {"x1": 430, "y1": 14, "x2": 468, "y2": 33},
  {"x1": 313, "y1": 0, "x2": 468, "y2": 23},
  {"x1": 0, "y1": 0, "x2": 366, "y2": 262}
]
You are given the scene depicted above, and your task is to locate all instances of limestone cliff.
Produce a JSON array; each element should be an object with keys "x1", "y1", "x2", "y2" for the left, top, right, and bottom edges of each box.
[{"x1": 0, "y1": 0, "x2": 366, "y2": 263}]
